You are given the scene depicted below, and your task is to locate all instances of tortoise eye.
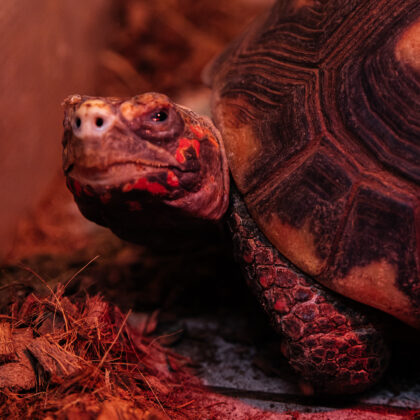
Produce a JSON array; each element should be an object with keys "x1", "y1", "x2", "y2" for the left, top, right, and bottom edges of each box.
[
  {"x1": 151, "y1": 110, "x2": 168, "y2": 122},
  {"x1": 124, "y1": 105, "x2": 184, "y2": 141}
]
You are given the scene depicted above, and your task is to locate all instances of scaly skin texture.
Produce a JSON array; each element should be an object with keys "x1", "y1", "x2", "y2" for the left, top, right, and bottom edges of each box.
[
  {"x1": 228, "y1": 189, "x2": 390, "y2": 394},
  {"x1": 62, "y1": 93, "x2": 229, "y2": 247}
]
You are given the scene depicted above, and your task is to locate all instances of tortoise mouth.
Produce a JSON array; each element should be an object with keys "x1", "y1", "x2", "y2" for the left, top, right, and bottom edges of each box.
[{"x1": 66, "y1": 161, "x2": 176, "y2": 188}]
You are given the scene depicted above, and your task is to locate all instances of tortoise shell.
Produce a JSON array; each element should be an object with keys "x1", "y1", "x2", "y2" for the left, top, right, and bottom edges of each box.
[{"x1": 208, "y1": 0, "x2": 420, "y2": 327}]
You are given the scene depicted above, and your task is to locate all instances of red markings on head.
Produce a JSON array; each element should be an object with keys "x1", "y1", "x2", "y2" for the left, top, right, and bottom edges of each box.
[
  {"x1": 190, "y1": 124, "x2": 220, "y2": 149},
  {"x1": 190, "y1": 139, "x2": 200, "y2": 156},
  {"x1": 167, "y1": 170, "x2": 179, "y2": 187},
  {"x1": 175, "y1": 138, "x2": 200, "y2": 163},
  {"x1": 189, "y1": 124, "x2": 205, "y2": 139},
  {"x1": 124, "y1": 177, "x2": 168, "y2": 195},
  {"x1": 207, "y1": 135, "x2": 219, "y2": 149}
]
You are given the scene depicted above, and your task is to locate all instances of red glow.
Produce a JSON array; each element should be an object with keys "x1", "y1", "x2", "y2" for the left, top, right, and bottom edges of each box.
[
  {"x1": 167, "y1": 170, "x2": 179, "y2": 187},
  {"x1": 190, "y1": 124, "x2": 205, "y2": 139},
  {"x1": 126, "y1": 178, "x2": 168, "y2": 194},
  {"x1": 175, "y1": 138, "x2": 200, "y2": 163}
]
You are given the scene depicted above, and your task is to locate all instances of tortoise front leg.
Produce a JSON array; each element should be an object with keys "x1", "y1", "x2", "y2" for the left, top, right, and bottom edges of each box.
[{"x1": 228, "y1": 190, "x2": 390, "y2": 395}]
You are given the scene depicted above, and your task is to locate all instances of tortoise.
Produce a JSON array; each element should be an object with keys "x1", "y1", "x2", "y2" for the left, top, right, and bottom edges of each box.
[{"x1": 61, "y1": 0, "x2": 420, "y2": 394}]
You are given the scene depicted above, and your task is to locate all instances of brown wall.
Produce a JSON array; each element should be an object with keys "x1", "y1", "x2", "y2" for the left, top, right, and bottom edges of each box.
[{"x1": 0, "y1": 0, "x2": 109, "y2": 260}]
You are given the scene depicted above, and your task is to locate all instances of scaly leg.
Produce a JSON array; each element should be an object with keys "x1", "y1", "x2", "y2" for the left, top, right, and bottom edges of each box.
[{"x1": 228, "y1": 190, "x2": 390, "y2": 394}]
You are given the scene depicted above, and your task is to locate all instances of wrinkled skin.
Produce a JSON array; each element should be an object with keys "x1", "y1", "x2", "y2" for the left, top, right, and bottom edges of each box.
[{"x1": 62, "y1": 93, "x2": 229, "y2": 244}]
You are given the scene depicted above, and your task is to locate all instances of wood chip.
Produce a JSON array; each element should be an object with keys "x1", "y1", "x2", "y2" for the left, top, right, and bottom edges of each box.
[
  {"x1": 0, "y1": 322, "x2": 14, "y2": 361},
  {"x1": 26, "y1": 336, "x2": 82, "y2": 379}
]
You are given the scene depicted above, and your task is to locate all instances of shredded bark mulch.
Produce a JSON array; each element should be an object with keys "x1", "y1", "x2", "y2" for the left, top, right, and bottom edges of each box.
[{"x1": 0, "y1": 281, "x2": 202, "y2": 419}]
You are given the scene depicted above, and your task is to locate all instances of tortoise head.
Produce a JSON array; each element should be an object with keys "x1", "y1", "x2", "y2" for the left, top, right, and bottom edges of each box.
[{"x1": 62, "y1": 93, "x2": 229, "y2": 241}]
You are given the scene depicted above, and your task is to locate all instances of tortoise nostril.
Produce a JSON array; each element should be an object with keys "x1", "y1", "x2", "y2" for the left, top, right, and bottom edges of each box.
[
  {"x1": 95, "y1": 117, "x2": 104, "y2": 127},
  {"x1": 75, "y1": 117, "x2": 81, "y2": 128}
]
